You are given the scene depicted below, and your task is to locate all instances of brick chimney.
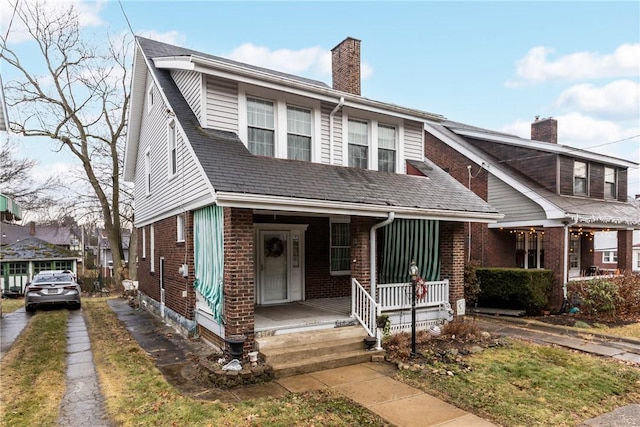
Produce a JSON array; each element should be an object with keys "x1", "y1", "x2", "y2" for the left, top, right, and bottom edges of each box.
[
  {"x1": 29, "y1": 221, "x2": 36, "y2": 236},
  {"x1": 531, "y1": 116, "x2": 558, "y2": 144},
  {"x1": 331, "y1": 37, "x2": 361, "y2": 95}
]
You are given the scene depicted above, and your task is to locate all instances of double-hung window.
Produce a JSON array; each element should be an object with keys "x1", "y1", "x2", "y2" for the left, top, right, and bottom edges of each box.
[
  {"x1": 603, "y1": 251, "x2": 617, "y2": 263},
  {"x1": 604, "y1": 167, "x2": 616, "y2": 199},
  {"x1": 287, "y1": 106, "x2": 311, "y2": 161},
  {"x1": 177, "y1": 214, "x2": 186, "y2": 242},
  {"x1": 330, "y1": 221, "x2": 350, "y2": 274},
  {"x1": 573, "y1": 160, "x2": 588, "y2": 195},
  {"x1": 247, "y1": 97, "x2": 275, "y2": 157},
  {"x1": 378, "y1": 124, "x2": 396, "y2": 172},
  {"x1": 168, "y1": 120, "x2": 177, "y2": 176},
  {"x1": 348, "y1": 119, "x2": 368, "y2": 168}
]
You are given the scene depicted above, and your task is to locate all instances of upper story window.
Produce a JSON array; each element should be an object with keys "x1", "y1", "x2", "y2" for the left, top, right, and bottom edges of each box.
[
  {"x1": 287, "y1": 106, "x2": 311, "y2": 161},
  {"x1": 168, "y1": 120, "x2": 177, "y2": 177},
  {"x1": 378, "y1": 124, "x2": 396, "y2": 173},
  {"x1": 147, "y1": 85, "x2": 154, "y2": 113},
  {"x1": 247, "y1": 97, "x2": 275, "y2": 157},
  {"x1": 144, "y1": 148, "x2": 151, "y2": 196},
  {"x1": 604, "y1": 167, "x2": 616, "y2": 199},
  {"x1": 573, "y1": 160, "x2": 588, "y2": 195},
  {"x1": 348, "y1": 119, "x2": 369, "y2": 169}
]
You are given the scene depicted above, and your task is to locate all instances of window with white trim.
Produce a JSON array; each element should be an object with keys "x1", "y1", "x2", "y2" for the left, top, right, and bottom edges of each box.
[
  {"x1": 168, "y1": 119, "x2": 177, "y2": 177},
  {"x1": 330, "y1": 220, "x2": 351, "y2": 274},
  {"x1": 150, "y1": 224, "x2": 155, "y2": 273},
  {"x1": 603, "y1": 251, "x2": 617, "y2": 263},
  {"x1": 144, "y1": 148, "x2": 151, "y2": 196},
  {"x1": 142, "y1": 227, "x2": 146, "y2": 259},
  {"x1": 177, "y1": 214, "x2": 186, "y2": 242},
  {"x1": 348, "y1": 119, "x2": 368, "y2": 169},
  {"x1": 247, "y1": 97, "x2": 275, "y2": 156},
  {"x1": 574, "y1": 160, "x2": 588, "y2": 195},
  {"x1": 287, "y1": 106, "x2": 311, "y2": 161},
  {"x1": 147, "y1": 85, "x2": 154, "y2": 113},
  {"x1": 515, "y1": 232, "x2": 544, "y2": 269},
  {"x1": 377, "y1": 124, "x2": 396, "y2": 172},
  {"x1": 604, "y1": 167, "x2": 616, "y2": 199}
]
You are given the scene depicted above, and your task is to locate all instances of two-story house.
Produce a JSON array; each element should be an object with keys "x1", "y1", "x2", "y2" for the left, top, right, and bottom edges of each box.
[
  {"x1": 425, "y1": 118, "x2": 640, "y2": 310},
  {"x1": 123, "y1": 37, "x2": 502, "y2": 358}
]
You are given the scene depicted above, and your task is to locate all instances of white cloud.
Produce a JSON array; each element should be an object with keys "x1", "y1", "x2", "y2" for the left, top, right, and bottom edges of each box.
[
  {"x1": 506, "y1": 43, "x2": 640, "y2": 86},
  {"x1": 137, "y1": 30, "x2": 186, "y2": 47},
  {"x1": 226, "y1": 43, "x2": 373, "y2": 81},
  {"x1": 553, "y1": 80, "x2": 640, "y2": 120},
  {"x1": 2, "y1": 0, "x2": 107, "y2": 44}
]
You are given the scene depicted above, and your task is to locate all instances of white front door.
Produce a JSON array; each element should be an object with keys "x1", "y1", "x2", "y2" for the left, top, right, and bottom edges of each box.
[
  {"x1": 569, "y1": 235, "x2": 581, "y2": 277},
  {"x1": 256, "y1": 225, "x2": 306, "y2": 305}
]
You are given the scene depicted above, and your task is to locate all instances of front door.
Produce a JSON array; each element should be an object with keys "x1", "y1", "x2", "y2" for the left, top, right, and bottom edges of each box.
[
  {"x1": 569, "y1": 235, "x2": 581, "y2": 277},
  {"x1": 256, "y1": 226, "x2": 306, "y2": 305}
]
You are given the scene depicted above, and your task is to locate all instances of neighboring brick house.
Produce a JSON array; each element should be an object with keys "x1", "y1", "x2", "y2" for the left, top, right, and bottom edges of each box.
[
  {"x1": 425, "y1": 118, "x2": 640, "y2": 310},
  {"x1": 593, "y1": 230, "x2": 640, "y2": 273},
  {"x1": 123, "y1": 37, "x2": 501, "y2": 355}
]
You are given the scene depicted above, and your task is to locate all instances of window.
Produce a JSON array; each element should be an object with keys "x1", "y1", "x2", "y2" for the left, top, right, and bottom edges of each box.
[
  {"x1": 515, "y1": 232, "x2": 544, "y2": 269},
  {"x1": 150, "y1": 224, "x2": 155, "y2": 273},
  {"x1": 8, "y1": 262, "x2": 28, "y2": 275},
  {"x1": 378, "y1": 124, "x2": 396, "y2": 172},
  {"x1": 54, "y1": 260, "x2": 73, "y2": 271},
  {"x1": 604, "y1": 167, "x2": 616, "y2": 199},
  {"x1": 168, "y1": 120, "x2": 177, "y2": 176},
  {"x1": 247, "y1": 97, "x2": 275, "y2": 156},
  {"x1": 144, "y1": 148, "x2": 151, "y2": 196},
  {"x1": 147, "y1": 85, "x2": 154, "y2": 112},
  {"x1": 177, "y1": 214, "x2": 186, "y2": 242},
  {"x1": 574, "y1": 160, "x2": 588, "y2": 195},
  {"x1": 330, "y1": 221, "x2": 351, "y2": 274},
  {"x1": 33, "y1": 261, "x2": 52, "y2": 274},
  {"x1": 287, "y1": 106, "x2": 311, "y2": 161},
  {"x1": 603, "y1": 251, "x2": 617, "y2": 263},
  {"x1": 348, "y1": 119, "x2": 368, "y2": 168},
  {"x1": 142, "y1": 227, "x2": 146, "y2": 259}
]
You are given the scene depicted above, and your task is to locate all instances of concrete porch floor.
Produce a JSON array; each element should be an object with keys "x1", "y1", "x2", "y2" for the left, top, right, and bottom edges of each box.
[{"x1": 254, "y1": 296, "x2": 353, "y2": 334}]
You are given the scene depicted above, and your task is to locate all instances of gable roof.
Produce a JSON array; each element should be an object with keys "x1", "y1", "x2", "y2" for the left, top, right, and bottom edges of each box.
[
  {"x1": 128, "y1": 39, "x2": 501, "y2": 223},
  {"x1": 425, "y1": 122, "x2": 640, "y2": 227},
  {"x1": 1, "y1": 223, "x2": 79, "y2": 246},
  {"x1": 0, "y1": 237, "x2": 79, "y2": 261}
]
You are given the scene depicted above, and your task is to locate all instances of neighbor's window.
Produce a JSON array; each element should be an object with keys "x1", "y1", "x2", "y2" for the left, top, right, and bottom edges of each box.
[
  {"x1": 603, "y1": 251, "x2": 617, "y2": 263},
  {"x1": 348, "y1": 119, "x2": 368, "y2": 168},
  {"x1": 142, "y1": 227, "x2": 146, "y2": 259},
  {"x1": 378, "y1": 124, "x2": 396, "y2": 172},
  {"x1": 177, "y1": 214, "x2": 186, "y2": 242},
  {"x1": 330, "y1": 221, "x2": 351, "y2": 274},
  {"x1": 33, "y1": 261, "x2": 51, "y2": 274},
  {"x1": 168, "y1": 119, "x2": 177, "y2": 176},
  {"x1": 54, "y1": 260, "x2": 73, "y2": 271},
  {"x1": 247, "y1": 97, "x2": 275, "y2": 156},
  {"x1": 150, "y1": 224, "x2": 155, "y2": 273},
  {"x1": 144, "y1": 148, "x2": 151, "y2": 196},
  {"x1": 287, "y1": 106, "x2": 311, "y2": 161},
  {"x1": 604, "y1": 167, "x2": 616, "y2": 199},
  {"x1": 573, "y1": 160, "x2": 588, "y2": 195},
  {"x1": 8, "y1": 262, "x2": 28, "y2": 275}
]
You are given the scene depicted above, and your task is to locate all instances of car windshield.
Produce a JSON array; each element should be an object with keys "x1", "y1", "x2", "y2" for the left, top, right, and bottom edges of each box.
[{"x1": 33, "y1": 274, "x2": 75, "y2": 283}]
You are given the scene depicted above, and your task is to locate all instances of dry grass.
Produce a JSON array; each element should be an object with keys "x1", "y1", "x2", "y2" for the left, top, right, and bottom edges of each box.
[
  {"x1": 0, "y1": 310, "x2": 68, "y2": 427},
  {"x1": 597, "y1": 322, "x2": 640, "y2": 340},
  {"x1": 1, "y1": 298, "x2": 24, "y2": 314}
]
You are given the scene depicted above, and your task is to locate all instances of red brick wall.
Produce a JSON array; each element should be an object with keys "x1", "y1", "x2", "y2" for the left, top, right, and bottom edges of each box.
[
  {"x1": 331, "y1": 37, "x2": 361, "y2": 95},
  {"x1": 440, "y1": 221, "x2": 465, "y2": 314},
  {"x1": 618, "y1": 230, "x2": 633, "y2": 272},
  {"x1": 351, "y1": 217, "x2": 375, "y2": 289},
  {"x1": 531, "y1": 118, "x2": 558, "y2": 144},
  {"x1": 223, "y1": 207, "x2": 255, "y2": 354}
]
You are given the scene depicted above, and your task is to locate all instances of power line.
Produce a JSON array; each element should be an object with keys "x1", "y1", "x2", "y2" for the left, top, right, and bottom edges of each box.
[
  {"x1": 118, "y1": 0, "x2": 135, "y2": 38},
  {"x1": 3, "y1": 0, "x2": 19, "y2": 43}
]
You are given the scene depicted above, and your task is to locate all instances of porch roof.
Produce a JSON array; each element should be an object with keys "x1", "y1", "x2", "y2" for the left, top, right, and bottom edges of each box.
[
  {"x1": 142, "y1": 41, "x2": 501, "y2": 222},
  {"x1": 0, "y1": 237, "x2": 78, "y2": 262}
]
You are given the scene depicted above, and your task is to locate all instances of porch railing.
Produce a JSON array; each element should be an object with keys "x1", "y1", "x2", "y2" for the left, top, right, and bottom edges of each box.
[
  {"x1": 378, "y1": 280, "x2": 449, "y2": 311},
  {"x1": 351, "y1": 278, "x2": 378, "y2": 339}
]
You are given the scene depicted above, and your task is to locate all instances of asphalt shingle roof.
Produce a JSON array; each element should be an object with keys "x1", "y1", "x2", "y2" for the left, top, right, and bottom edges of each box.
[
  {"x1": 0, "y1": 237, "x2": 79, "y2": 261},
  {"x1": 138, "y1": 37, "x2": 499, "y2": 218}
]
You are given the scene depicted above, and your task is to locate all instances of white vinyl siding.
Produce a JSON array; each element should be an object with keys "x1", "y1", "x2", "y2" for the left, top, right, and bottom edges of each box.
[
  {"x1": 171, "y1": 70, "x2": 202, "y2": 122},
  {"x1": 403, "y1": 120, "x2": 423, "y2": 163},
  {"x1": 144, "y1": 148, "x2": 151, "y2": 196},
  {"x1": 488, "y1": 175, "x2": 545, "y2": 222},
  {"x1": 320, "y1": 102, "x2": 343, "y2": 164},
  {"x1": 134, "y1": 71, "x2": 212, "y2": 225},
  {"x1": 206, "y1": 75, "x2": 238, "y2": 132}
]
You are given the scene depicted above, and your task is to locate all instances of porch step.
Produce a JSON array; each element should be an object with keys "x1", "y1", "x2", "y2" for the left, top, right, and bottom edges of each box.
[{"x1": 256, "y1": 326, "x2": 385, "y2": 379}]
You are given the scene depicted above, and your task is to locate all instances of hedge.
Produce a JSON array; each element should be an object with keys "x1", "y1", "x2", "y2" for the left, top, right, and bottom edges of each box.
[{"x1": 476, "y1": 268, "x2": 554, "y2": 315}]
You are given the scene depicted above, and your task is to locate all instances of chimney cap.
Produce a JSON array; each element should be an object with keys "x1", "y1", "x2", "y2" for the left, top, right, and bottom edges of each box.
[{"x1": 331, "y1": 36, "x2": 361, "y2": 52}]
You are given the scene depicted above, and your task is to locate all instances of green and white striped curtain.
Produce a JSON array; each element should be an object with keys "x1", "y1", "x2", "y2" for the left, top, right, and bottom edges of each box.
[
  {"x1": 193, "y1": 205, "x2": 224, "y2": 322},
  {"x1": 379, "y1": 219, "x2": 440, "y2": 283}
]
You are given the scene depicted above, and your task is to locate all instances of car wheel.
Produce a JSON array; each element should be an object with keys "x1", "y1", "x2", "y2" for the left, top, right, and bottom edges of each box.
[{"x1": 25, "y1": 305, "x2": 36, "y2": 313}]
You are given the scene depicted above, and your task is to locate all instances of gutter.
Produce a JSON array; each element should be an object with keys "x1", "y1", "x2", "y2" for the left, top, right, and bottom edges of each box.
[
  {"x1": 329, "y1": 97, "x2": 345, "y2": 165},
  {"x1": 370, "y1": 212, "x2": 395, "y2": 350}
]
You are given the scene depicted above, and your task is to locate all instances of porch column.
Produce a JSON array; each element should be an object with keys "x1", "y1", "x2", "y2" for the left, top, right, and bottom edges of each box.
[
  {"x1": 223, "y1": 207, "x2": 254, "y2": 357},
  {"x1": 440, "y1": 221, "x2": 464, "y2": 316},
  {"x1": 617, "y1": 229, "x2": 633, "y2": 273},
  {"x1": 351, "y1": 217, "x2": 376, "y2": 290}
]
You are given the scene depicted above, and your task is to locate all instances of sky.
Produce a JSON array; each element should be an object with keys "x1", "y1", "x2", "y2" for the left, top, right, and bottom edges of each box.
[{"x1": 2, "y1": 0, "x2": 640, "y2": 198}]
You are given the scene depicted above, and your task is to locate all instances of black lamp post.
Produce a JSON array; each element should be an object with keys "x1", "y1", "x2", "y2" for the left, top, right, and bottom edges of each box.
[{"x1": 409, "y1": 260, "x2": 419, "y2": 355}]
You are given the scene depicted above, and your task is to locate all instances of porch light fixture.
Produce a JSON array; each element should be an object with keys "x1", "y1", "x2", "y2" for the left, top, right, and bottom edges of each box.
[{"x1": 409, "y1": 260, "x2": 419, "y2": 355}]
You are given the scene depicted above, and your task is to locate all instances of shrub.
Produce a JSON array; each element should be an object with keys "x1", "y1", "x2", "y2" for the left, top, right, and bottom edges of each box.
[
  {"x1": 568, "y1": 272, "x2": 640, "y2": 320},
  {"x1": 464, "y1": 260, "x2": 481, "y2": 307},
  {"x1": 476, "y1": 268, "x2": 553, "y2": 315}
]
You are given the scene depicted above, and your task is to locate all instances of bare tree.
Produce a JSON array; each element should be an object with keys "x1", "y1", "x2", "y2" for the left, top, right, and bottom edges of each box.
[{"x1": 1, "y1": 1, "x2": 133, "y2": 285}]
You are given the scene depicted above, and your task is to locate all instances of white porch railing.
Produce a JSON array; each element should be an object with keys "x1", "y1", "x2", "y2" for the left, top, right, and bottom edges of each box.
[
  {"x1": 378, "y1": 280, "x2": 449, "y2": 311},
  {"x1": 351, "y1": 278, "x2": 378, "y2": 338}
]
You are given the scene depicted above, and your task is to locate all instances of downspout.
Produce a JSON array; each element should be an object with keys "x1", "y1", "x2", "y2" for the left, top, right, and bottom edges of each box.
[
  {"x1": 329, "y1": 97, "x2": 345, "y2": 165},
  {"x1": 370, "y1": 212, "x2": 395, "y2": 350},
  {"x1": 562, "y1": 216, "x2": 578, "y2": 312}
]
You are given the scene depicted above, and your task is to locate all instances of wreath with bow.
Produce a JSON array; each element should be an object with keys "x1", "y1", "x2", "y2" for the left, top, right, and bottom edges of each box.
[{"x1": 266, "y1": 237, "x2": 285, "y2": 257}]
